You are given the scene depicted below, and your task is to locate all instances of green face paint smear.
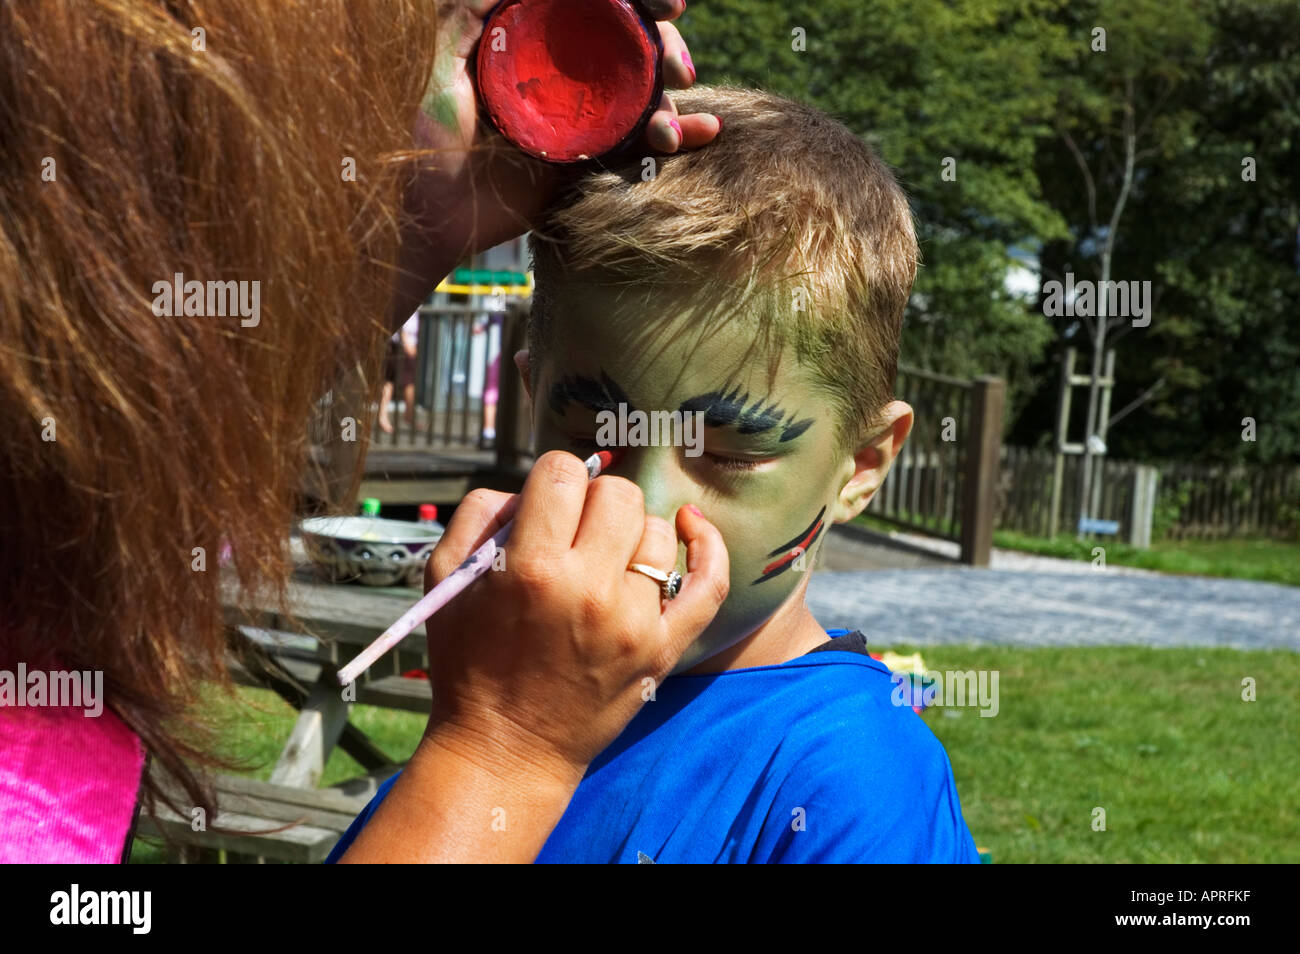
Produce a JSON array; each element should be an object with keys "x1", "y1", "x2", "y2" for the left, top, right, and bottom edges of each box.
[{"x1": 421, "y1": 17, "x2": 466, "y2": 134}]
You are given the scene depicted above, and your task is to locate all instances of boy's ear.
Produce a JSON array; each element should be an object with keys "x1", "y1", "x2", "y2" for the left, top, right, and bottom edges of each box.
[
  {"x1": 832, "y1": 401, "x2": 914, "y2": 524},
  {"x1": 513, "y1": 349, "x2": 533, "y2": 402}
]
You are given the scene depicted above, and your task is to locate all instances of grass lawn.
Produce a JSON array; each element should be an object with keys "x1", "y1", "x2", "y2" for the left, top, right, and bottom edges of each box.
[
  {"x1": 855, "y1": 512, "x2": 1300, "y2": 587},
  {"x1": 919, "y1": 644, "x2": 1299, "y2": 863},
  {"x1": 131, "y1": 644, "x2": 1299, "y2": 863}
]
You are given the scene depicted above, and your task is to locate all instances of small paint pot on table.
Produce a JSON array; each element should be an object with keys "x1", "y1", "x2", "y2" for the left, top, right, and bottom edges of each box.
[{"x1": 473, "y1": 0, "x2": 665, "y2": 164}]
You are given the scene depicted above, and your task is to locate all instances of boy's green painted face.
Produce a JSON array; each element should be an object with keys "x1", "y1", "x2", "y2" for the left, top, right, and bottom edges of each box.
[{"x1": 530, "y1": 284, "x2": 856, "y2": 672}]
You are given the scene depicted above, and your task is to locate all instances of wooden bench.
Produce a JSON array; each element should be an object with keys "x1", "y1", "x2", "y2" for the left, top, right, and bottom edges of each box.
[
  {"x1": 229, "y1": 637, "x2": 433, "y2": 715},
  {"x1": 132, "y1": 619, "x2": 421, "y2": 863},
  {"x1": 137, "y1": 771, "x2": 393, "y2": 864},
  {"x1": 226, "y1": 625, "x2": 428, "y2": 789}
]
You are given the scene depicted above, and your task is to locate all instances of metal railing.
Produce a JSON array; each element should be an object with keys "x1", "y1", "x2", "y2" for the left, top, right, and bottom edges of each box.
[{"x1": 370, "y1": 304, "x2": 506, "y2": 449}]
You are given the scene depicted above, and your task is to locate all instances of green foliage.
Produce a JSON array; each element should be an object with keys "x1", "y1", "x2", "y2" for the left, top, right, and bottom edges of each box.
[{"x1": 1151, "y1": 479, "x2": 1193, "y2": 540}]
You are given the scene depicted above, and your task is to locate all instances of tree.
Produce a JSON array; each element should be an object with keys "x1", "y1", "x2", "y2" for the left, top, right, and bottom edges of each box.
[
  {"x1": 1026, "y1": 0, "x2": 1300, "y2": 466},
  {"x1": 1033, "y1": 0, "x2": 1213, "y2": 531}
]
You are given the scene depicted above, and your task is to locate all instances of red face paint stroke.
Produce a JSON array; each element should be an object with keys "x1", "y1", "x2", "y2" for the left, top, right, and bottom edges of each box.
[
  {"x1": 758, "y1": 520, "x2": 823, "y2": 578},
  {"x1": 475, "y1": 0, "x2": 663, "y2": 163},
  {"x1": 751, "y1": 506, "x2": 827, "y2": 584}
]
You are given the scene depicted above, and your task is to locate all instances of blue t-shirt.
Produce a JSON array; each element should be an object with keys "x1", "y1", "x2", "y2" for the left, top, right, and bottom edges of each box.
[{"x1": 325, "y1": 631, "x2": 980, "y2": 863}]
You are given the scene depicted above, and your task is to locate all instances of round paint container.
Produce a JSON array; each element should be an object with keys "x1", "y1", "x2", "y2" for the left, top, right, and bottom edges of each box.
[{"x1": 473, "y1": 0, "x2": 665, "y2": 164}]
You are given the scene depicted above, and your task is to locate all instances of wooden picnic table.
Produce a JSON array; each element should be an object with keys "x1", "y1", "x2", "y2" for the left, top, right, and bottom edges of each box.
[
  {"x1": 137, "y1": 548, "x2": 437, "y2": 862},
  {"x1": 220, "y1": 541, "x2": 435, "y2": 791}
]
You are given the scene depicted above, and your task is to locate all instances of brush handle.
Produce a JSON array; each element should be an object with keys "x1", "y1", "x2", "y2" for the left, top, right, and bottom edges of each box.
[
  {"x1": 336, "y1": 523, "x2": 511, "y2": 686},
  {"x1": 337, "y1": 450, "x2": 616, "y2": 686}
]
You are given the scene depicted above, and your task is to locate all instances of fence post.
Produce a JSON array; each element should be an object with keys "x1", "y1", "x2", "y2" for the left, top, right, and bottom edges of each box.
[
  {"x1": 960, "y1": 376, "x2": 1005, "y2": 566},
  {"x1": 317, "y1": 361, "x2": 369, "y2": 512},
  {"x1": 1049, "y1": 347, "x2": 1076, "y2": 539},
  {"x1": 1128, "y1": 464, "x2": 1158, "y2": 549},
  {"x1": 495, "y1": 300, "x2": 532, "y2": 474}
]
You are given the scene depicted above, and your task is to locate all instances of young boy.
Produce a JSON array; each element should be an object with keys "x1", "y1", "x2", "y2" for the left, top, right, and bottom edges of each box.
[{"x1": 328, "y1": 85, "x2": 980, "y2": 863}]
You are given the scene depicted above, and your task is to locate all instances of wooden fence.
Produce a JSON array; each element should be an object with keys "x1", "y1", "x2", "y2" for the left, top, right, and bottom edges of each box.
[
  {"x1": 373, "y1": 304, "x2": 502, "y2": 449},
  {"x1": 996, "y1": 445, "x2": 1153, "y2": 543},
  {"x1": 1153, "y1": 460, "x2": 1300, "y2": 541},
  {"x1": 996, "y1": 446, "x2": 1300, "y2": 542},
  {"x1": 305, "y1": 302, "x2": 533, "y2": 508},
  {"x1": 865, "y1": 366, "x2": 1005, "y2": 565}
]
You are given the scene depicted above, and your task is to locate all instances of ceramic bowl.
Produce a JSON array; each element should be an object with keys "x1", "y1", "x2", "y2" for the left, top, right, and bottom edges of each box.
[{"x1": 299, "y1": 516, "x2": 442, "y2": 587}]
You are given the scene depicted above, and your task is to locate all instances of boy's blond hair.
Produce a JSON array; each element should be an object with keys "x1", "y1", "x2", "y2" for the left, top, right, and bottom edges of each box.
[{"x1": 527, "y1": 84, "x2": 919, "y2": 450}]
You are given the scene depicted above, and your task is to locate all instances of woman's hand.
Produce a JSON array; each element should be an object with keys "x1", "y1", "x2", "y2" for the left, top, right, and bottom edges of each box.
[
  {"x1": 338, "y1": 451, "x2": 728, "y2": 862},
  {"x1": 389, "y1": 0, "x2": 721, "y2": 327},
  {"x1": 420, "y1": 450, "x2": 729, "y2": 776}
]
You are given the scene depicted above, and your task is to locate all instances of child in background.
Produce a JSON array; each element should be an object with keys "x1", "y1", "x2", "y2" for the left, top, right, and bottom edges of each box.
[
  {"x1": 473, "y1": 311, "x2": 503, "y2": 447},
  {"x1": 378, "y1": 310, "x2": 420, "y2": 434},
  {"x1": 329, "y1": 85, "x2": 980, "y2": 863}
]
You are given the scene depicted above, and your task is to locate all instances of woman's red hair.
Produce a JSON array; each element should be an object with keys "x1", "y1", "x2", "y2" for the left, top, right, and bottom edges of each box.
[{"x1": 0, "y1": 0, "x2": 441, "y2": 823}]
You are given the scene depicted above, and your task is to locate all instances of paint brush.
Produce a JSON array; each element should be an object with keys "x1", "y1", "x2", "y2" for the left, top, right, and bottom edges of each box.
[{"x1": 337, "y1": 449, "x2": 620, "y2": 686}]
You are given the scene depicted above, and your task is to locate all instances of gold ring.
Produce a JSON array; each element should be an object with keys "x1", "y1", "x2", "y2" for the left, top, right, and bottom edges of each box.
[{"x1": 627, "y1": 563, "x2": 683, "y2": 600}]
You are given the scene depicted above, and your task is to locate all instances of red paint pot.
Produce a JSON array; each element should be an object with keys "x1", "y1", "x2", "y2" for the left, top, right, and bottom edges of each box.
[{"x1": 474, "y1": 0, "x2": 665, "y2": 164}]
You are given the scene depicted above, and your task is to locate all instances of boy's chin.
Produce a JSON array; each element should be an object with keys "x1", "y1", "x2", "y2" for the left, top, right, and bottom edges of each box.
[
  {"x1": 665, "y1": 614, "x2": 763, "y2": 675},
  {"x1": 667, "y1": 641, "x2": 717, "y2": 676}
]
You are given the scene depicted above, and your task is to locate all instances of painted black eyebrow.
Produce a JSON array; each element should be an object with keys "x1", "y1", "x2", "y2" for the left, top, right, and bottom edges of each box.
[
  {"x1": 548, "y1": 371, "x2": 816, "y2": 443},
  {"x1": 678, "y1": 387, "x2": 815, "y2": 442},
  {"x1": 548, "y1": 371, "x2": 634, "y2": 417}
]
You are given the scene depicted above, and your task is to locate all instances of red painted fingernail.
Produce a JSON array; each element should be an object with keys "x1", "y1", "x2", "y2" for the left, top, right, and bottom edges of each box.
[
  {"x1": 686, "y1": 504, "x2": 703, "y2": 518},
  {"x1": 669, "y1": 118, "x2": 682, "y2": 142},
  {"x1": 682, "y1": 51, "x2": 696, "y2": 82},
  {"x1": 715, "y1": 115, "x2": 723, "y2": 132}
]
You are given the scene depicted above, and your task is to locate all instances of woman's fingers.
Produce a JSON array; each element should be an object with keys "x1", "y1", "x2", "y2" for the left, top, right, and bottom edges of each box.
[
  {"x1": 645, "y1": 92, "x2": 683, "y2": 152},
  {"x1": 647, "y1": 22, "x2": 721, "y2": 153},
  {"x1": 571, "y1": 475, "x2": 648, "y2": 577},
  {"x1": 640, "y1": 0, "x2": 686, "y2": 21},
  {"x1": 506, "y1": 450, "x2": 590, "y2": 562},
  {"x1": 623, "y1": 515, "x2": 682, "y2": 603},
  {"x1": 427, "y1": 488, "x2": 519, "y2": 586},
  {"x1": 659, "y1": 505, "x2": 729, "y2": 660},
  {"x1": 645, "y1": 108, "x2": 722, "y2": 152},
  {"x1": 657, "y1": 20, "x2": 695, "y2": 89},
  {"x1": 675, "y1": 112, "x2": 723, "y2": 149}
]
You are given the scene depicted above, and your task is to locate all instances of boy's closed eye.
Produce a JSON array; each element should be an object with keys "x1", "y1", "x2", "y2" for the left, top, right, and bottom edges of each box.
[{"x1": 562, "y1": 433, "x2": 769, "y2": 472}]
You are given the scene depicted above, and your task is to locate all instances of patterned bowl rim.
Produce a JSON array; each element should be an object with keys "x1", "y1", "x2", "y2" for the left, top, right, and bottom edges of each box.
[{"x1": 298, "y1": 515, "x2": 443, "y2": 547}]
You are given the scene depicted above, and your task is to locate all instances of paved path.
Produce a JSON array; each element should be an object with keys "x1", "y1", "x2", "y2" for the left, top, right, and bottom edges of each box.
[
  {"x1": 884, "y1": 528, "x2": 1163, "y2": 575},
  {"x1": 805, "y1": 567, "x2": 1300, "y2": 650}
]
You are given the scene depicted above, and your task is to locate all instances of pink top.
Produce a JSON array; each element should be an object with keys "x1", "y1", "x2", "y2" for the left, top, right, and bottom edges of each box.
[{"x1": 0, "y1": 702, "x2": 145, "y2": 863}]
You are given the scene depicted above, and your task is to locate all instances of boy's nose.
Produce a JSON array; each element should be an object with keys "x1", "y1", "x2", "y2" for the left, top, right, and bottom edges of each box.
[{"x1": 608, "y1": 444, "x2": 686, "y2": 524}]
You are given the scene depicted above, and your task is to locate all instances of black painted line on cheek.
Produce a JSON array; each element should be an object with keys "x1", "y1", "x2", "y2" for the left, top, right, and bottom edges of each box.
[
  {"x1": 751, "y1": 522, "x2": 824, "y2": 585},
  {"x1": 764, "y1": 506, "x2": 827, "y2": 558}
]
